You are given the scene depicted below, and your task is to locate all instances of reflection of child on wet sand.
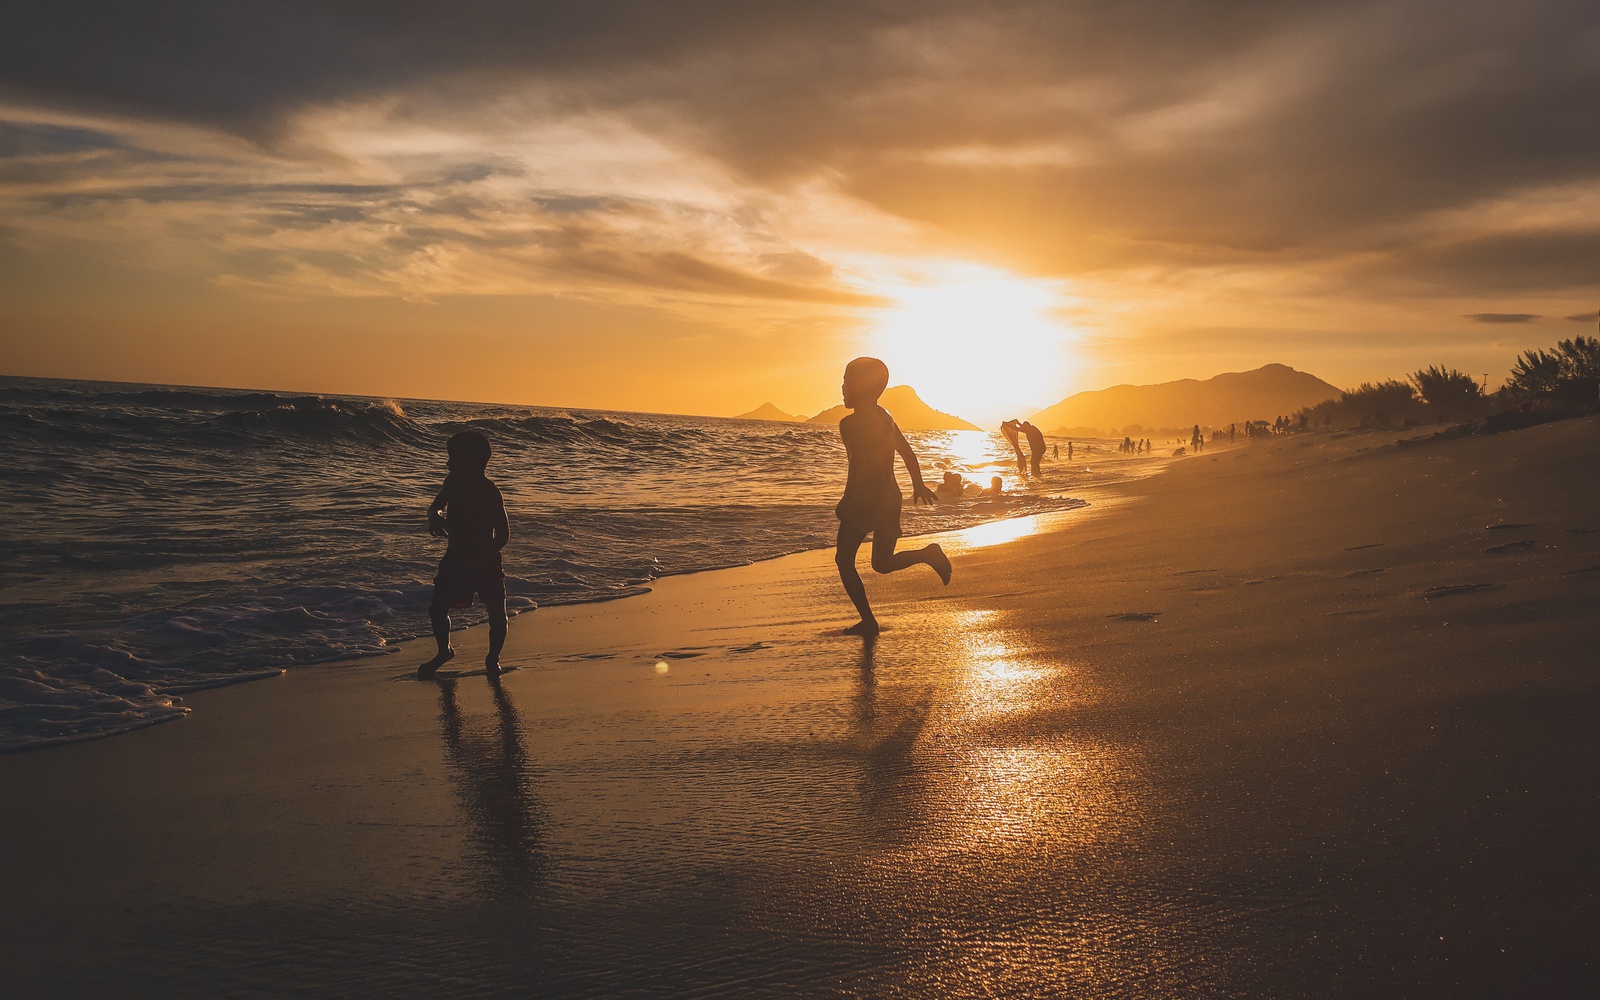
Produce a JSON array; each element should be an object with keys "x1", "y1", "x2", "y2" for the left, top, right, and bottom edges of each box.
[
  {"x1": 420, "y1": 431, "x2": 510, "y2": 679},
  {"x1": 834, "y1": 357, "x2": 952, "y2": 635}
]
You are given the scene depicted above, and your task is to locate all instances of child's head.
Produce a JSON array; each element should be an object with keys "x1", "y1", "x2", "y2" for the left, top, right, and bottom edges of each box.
[
  {"x1": 446, "y1": 430, "x2": 491, "y2": 474},
  {"x1": 841, "y1": 357, "x2": 890, "y2": 408}
]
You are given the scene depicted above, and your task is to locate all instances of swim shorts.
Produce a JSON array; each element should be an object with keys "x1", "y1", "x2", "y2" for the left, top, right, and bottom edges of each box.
[
  {"x1": 432, "y1": 551, "x2": 506, "y2": 610},
  {"x1": 835, "y1": 491, "x2": 903, "y2": 540}
]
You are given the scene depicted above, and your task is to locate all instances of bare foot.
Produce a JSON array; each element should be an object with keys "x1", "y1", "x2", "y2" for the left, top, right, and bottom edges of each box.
[
  {"x1": 928, "y1": 543, "x2": 952, "y2": 585},
  {"x1": 485, "y1": 656, "x2": 502, "y2": 679},
  {"x1": 418, "y1": 647, "x2": 454, "y2": 679},
  {"x1": 843, "y1": 619, "x2": 881, "y2": 636}
]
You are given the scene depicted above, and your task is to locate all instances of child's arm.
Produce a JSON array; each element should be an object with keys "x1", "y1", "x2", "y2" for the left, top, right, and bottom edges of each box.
[
  {"x1": 893, "y1": 425, "x2": 938, "y2": 506},
  {"x1": 427, "y1": 477, "x2": 450, "y2": 537},
  {"x1": 491, "y1": 485, "x2": 510, "y2": 551}
]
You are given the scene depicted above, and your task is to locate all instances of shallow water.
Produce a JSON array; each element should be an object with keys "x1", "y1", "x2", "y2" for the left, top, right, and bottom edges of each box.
[{"x1": 0, "y1": 376, "x2": 1131, "y2": 751}]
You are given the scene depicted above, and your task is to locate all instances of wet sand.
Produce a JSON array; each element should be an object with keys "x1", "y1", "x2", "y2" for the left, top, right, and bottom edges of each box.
[{"x1": 4, "y1": 417, "x2": 1599, "y2": 998}]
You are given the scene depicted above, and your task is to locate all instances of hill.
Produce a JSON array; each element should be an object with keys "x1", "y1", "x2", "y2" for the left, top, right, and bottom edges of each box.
[
  {"x1": 808, "y1": 385, "x2": 980, "y2": 431},
  {"x1": 1030, "y1": 364, "x2": 1340, "y2": 434},
  {"x1": 733, "y1": 402, "x2": 803, "y2": 422}
]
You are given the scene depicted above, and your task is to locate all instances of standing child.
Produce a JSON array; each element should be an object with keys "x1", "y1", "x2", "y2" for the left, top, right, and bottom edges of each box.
[
  {"x1": 420, "y1": 431, "x2": 510, "y2": 679},
  {"x1": 833, "y1": 357, "x2": 952, "y2": 635}
]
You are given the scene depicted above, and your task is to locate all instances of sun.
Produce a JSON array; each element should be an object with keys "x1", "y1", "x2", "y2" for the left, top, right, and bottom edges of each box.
[{"x1": 863, "y1": 263, "x2": 1080, "y2": 428}]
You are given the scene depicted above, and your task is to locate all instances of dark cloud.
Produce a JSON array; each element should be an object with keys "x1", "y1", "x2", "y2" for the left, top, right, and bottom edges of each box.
[
  {"x1": 1466, "y1": 313, "x2": 1540, "y2": 324},
  {"x1": 1568, "y1": 312, "x2": 1598, "y2": 322},
  {"x1": 1344, "y1": 229, "x2": 1600, "y2": 294},
  {"x1": 0, "y1": 1, "x2": 945, "y2": 132}
]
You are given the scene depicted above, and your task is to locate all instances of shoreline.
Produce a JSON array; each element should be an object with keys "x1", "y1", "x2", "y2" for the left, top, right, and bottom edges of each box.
[
  {"x1": 6, "y1": 419, "x2": 1596, "y2": 997},
  {"x1": 3, "y1": 455, "x2": 1141, "y2": 755}
]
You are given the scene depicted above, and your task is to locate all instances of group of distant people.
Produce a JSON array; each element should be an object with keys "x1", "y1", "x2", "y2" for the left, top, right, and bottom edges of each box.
[{"x1": 1119, "y1": 437, "x2": 1151, "y2": 455}]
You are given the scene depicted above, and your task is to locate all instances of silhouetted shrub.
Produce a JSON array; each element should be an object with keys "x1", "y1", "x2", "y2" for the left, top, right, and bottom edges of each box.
[
  {"x1": 1410, "y1": 365, "x2": 1486, "y2": 421},
  {"x1": 1297, "y1": 380, "x2": 1426, "y2": 428},
  {"x1": 1504, "y1": 336, "x2": 1600, "y2": 406}
]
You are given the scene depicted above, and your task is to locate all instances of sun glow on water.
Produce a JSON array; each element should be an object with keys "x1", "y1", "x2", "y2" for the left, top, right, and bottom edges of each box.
[{"x1": 865, "y1": 263, "x2": 1081, "y2": 428}]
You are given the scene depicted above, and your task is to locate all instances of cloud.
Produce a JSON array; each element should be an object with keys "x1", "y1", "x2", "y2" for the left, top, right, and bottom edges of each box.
[
  {"x1": 1568, "y1": 312, "x2": 1598, "y2": 322},
  {"x1": 1465, "y1": 313, "x2": 1540, "y2": 323},
  {"x1": 2, "y1": 0, "x2": 1598, "y2": 376}
]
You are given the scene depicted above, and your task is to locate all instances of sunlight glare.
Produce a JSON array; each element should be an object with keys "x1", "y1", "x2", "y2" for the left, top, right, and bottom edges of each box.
[{"x1": 865, "y1": 263, "x2": 1079, "y2": 428}]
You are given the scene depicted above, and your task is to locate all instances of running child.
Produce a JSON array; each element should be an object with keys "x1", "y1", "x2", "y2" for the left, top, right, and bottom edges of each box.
[{"x1": 833, "y1": 357, "x2": 952, "y2": 635}]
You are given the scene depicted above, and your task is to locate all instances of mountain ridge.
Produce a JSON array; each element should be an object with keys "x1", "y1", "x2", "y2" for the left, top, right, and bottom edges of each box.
[
  {"x1": 1030, "y1": 364, "x2": 1340, "y2": 434},
  {"x1": 733, "y1": 402, "x2": 803, "y2": 422}
]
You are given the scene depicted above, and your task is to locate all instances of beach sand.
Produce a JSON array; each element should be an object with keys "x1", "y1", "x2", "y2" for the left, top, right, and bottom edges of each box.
[{"x1": 4, "y1": 417, "x2": 1598, "y2": 998}]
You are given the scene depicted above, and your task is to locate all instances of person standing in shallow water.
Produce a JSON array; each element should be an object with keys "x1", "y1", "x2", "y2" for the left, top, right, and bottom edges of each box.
[
  {"x1": 833, "y1": 357, "x2": 952, "y2": 635},
  {"x1": 1019, "y1": 420, "x2": 1047, "y2": 478},
  {"x1": 420, "y1": 431, "x2": 510, "y2": 679}
]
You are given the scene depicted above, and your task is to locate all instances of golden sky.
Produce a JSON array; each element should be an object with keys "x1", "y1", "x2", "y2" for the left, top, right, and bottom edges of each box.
[{"x1": 1, "y1": 2, "x2": 1596, "y2": 424}]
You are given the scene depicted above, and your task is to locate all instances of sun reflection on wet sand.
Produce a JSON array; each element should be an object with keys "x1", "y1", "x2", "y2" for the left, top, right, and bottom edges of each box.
[
  {"x1": 950, "y1": 514, "x2": 1041, "y2": 551},
  {"x1": 828, "y1": 601, "x2": 1149, "y2": 994}
]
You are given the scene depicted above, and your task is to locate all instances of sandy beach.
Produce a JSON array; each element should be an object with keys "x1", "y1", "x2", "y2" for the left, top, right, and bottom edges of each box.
[{"x1": 5, "y1": 418, "x2": 1598, "y2": 998}]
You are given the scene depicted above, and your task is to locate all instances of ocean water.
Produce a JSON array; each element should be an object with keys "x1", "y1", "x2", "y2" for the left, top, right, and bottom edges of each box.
[{"x1": 0, "y1": 376, "x2": 1104, "y2": 752}]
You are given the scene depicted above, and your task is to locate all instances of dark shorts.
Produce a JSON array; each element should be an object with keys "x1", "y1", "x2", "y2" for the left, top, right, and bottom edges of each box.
[
  {"x1": 432, "y1": 552, "x2": 506, "y2": 610},
  {"x1": 835, "y1": 493, "x2": 902, "y2": 540}
]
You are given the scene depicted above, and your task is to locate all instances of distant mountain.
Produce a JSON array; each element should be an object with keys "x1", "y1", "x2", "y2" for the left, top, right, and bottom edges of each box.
[
  {"x1": 808, "y1": 385, "x2": 980, "y2": 431},
  {"x1": 734, "y1": 402, "x2": 803, "y2": 422},
  {"x1": 1030, "y1": 364, "x2": 1340, "y2": 434}
]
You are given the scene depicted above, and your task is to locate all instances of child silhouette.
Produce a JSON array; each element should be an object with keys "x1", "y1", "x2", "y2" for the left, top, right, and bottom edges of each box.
[
  {"x1": 833, "y1": 357, "x2": 952, "y2": 635},
  {"x1": 420, "y1": 431, "x2": 510, "y2": 679}
]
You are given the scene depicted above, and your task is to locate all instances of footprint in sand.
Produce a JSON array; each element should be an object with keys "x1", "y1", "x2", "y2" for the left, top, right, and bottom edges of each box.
[
  {"x1": 729, "y1": 642, "x2": 774, "y2": 653},
  {"x1": 1566, "y1": 527, "x2": 1599, "y2": 535},
  {"x1": 557, "y1": 652, "x2": 617, "y2": 662},
  {"x1": 1484, "y1": 523, "x2": 1532, "y2": 531},
  {"x1": 1347, "y1": 568, "x2": 1386, "y2": 576},
  {"x1": 1345, "y1": 543, "x2": 1385, "y2": 551},
  {"x1": 1107, "y1": 612, "x2": 1161, "y2": 622},
  {"x1": 1422, "y1": 583, "x2": 1497, "y2": 600},
  {"x1": 1173, "y1": 568, "x2": 1221, "y2": 576},
  {"x1": 1563, "y1": 565, "x2": 1600, "y2": 576},
  {"x1": 655, "y1": 649, "x2": 710, "y2": 659},
  {"x1": 1484, "y1": 539, "x2": 1537, "y2": 554}
]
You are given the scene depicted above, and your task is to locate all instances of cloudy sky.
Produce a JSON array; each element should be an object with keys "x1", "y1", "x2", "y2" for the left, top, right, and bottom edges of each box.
[{"x1": 1, "y1": 0, "x2": 1596, "y2": 421}]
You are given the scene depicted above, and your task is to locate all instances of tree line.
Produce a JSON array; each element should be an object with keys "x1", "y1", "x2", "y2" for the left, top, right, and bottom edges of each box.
[{"x1": 1297, "y1": 335, "x2": 1600, "y2": 429}]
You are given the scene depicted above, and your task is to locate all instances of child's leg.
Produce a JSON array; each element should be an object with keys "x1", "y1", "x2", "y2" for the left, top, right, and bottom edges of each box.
[
  {"x1": 868, "y1": 531, "x2": 952, "y2": 585},
  {"x1": 834, "y1": 524, "x2": 877, "y2": 632},
  {"x1": 420, "y1": 592, "x2": 455, "y2": 676},
  {"x1": 485, "y1": 599, "x2": 507, "y2": 675}
]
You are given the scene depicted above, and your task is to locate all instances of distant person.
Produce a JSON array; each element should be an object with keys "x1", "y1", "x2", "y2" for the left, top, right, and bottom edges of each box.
[
  {"x1": 1020, "y1": 420, "x2": 1046, "y2": 477},
  {"x1": 833, "y1": 357, "x2": 952, "y2": 635},
  {"x1": 1066, "y1": 441, "x2": 1073, "y2": 461},
  {"x1": 1229, "y1": 422, "x2": 1236, "y2": 443},
  {"x1": 936, "y1": 471, "x2": 966, "y2": 503},
  {"x1": 1191, "y1": 424, "x2": 1202, "y2": 452},
  {"x1": 1052, "y1": 443, "x2": 1059, "y2": 459},
  {"x1": 421, "y1": 431, "x2": 510, "y2": 679},
  {"x1": 986, "y1": 475, "x2": 1004, "y2": 497},
  {"x1": 999, "y1": 419, "x2": 1027, "y2": 475}
]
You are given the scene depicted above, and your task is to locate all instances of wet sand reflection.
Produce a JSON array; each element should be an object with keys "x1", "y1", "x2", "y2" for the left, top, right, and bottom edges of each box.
[{"x1": 435, "y1": 678, "x2": 548, "y2": 899}]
